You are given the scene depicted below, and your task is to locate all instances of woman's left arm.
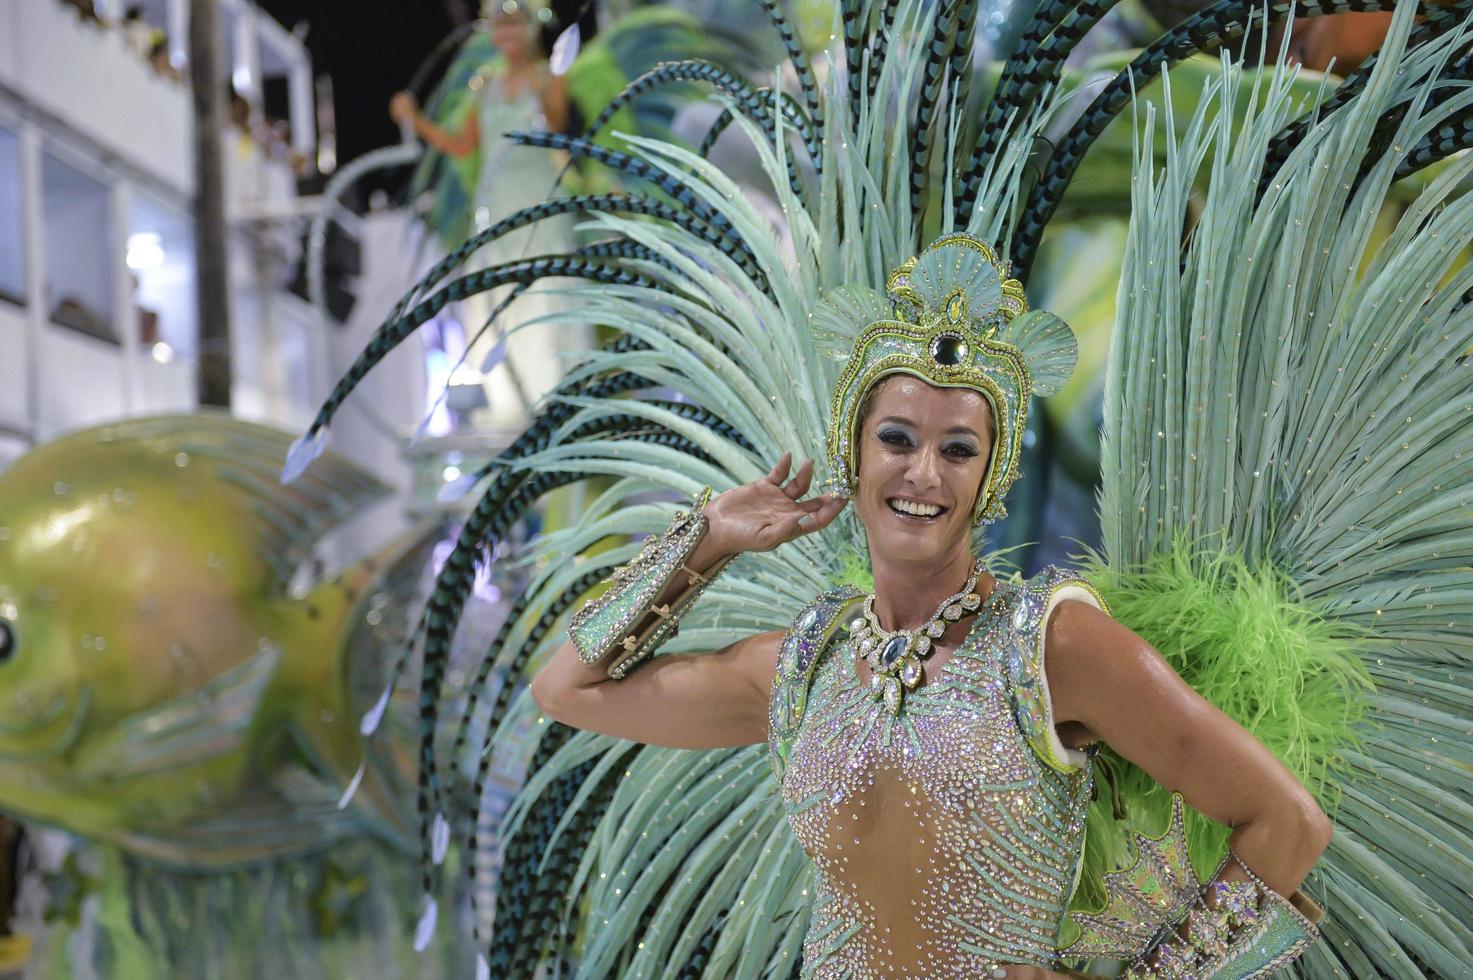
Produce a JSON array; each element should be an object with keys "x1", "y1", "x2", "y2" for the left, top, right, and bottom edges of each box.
[
  {"x1": 1044, "y1": 598, "x2": 1333, "y2": 898},
  {"x1": 540, "y1": 71, "x2": 570, "y2": 133}
]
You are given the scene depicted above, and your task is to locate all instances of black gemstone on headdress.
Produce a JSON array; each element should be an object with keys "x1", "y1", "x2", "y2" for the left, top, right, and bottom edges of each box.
[{"x1": 931, "y1": 334, "x2": 969, "y2": 366}]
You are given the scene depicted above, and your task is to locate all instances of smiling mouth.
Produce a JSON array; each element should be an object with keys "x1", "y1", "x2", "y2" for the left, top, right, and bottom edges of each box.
[{"x1": 887, "y1": 497, "x2": 947, "y2": 521}]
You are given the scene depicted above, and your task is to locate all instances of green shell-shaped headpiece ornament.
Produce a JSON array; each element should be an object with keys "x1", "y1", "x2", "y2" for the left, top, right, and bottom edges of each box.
[{"x1": 821, "y1": 234, "x2": 1078, "y2": 524}]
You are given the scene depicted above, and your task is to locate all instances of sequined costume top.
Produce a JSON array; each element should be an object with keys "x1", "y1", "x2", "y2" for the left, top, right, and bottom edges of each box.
[{"x1": 768, "y1": 566, "x2": 1106, "y2": 977}]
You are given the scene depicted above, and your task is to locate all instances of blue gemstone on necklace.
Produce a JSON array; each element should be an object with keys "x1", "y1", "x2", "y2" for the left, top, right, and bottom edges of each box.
[{"x1": 880, "y1": 634, "x2": 909, "y2": 669}]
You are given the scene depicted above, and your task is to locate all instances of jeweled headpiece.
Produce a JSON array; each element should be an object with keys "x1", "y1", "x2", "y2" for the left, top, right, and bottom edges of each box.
[
  {"x1": 819, "y1": 234, "x2": 1078, "y2": 524},
  {"x1": 480, "y1": 0, "x2": 554, "y2": 23}
]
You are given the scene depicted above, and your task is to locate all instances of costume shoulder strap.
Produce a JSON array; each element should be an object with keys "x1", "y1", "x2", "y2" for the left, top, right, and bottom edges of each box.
[
  {"x1": 1004, "y1": 566, "x2": 1110, "y2": 776},
  {"x1": 768, "y1": 586, "x2": 864, "y2": 783}
]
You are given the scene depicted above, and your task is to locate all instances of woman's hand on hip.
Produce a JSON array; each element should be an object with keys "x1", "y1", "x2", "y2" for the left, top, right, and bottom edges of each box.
[{"x1": 703, "y1": 453, "x2": 847, "y2": 556}]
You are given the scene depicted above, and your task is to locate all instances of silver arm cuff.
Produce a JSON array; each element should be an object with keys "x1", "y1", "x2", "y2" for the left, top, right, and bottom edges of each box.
[
  {"x1": 1126, "y1": 852, "x2": 1322, "y2": 980},
  {"x1": 568, "y1": 488, "x2": 729, "y2": 679}
]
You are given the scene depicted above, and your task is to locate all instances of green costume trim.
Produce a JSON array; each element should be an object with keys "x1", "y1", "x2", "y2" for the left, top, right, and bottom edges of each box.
[
  {"x1": 767, "y1": 587, "x2": 864, "y2": 783},
  {"x1": 1005, "y1": 568, "x2": 1111, "y2": 777},
  {"x1": 1067, "y1": 795, "x2": 1321, "y2": 979}
]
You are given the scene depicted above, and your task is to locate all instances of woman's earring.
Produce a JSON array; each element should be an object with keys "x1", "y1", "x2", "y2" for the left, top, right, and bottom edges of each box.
[
  {"x1": 973, "y1": 494, "x2": 1005, "y2": 527},
  {"x1": 825, "y1": 456, "x2": 855, "y2": 500}
]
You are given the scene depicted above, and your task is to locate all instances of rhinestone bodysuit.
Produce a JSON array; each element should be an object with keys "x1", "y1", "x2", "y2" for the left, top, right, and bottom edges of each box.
[{"x1": 768, "y1": 567, "x2": 1104, "y2": 977}]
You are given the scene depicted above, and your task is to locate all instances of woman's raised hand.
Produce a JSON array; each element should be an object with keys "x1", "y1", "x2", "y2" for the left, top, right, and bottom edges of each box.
[
  {"x1": 702, "y1": 454, "x2": 848, "y2": 556},
  {"x1": 388, "y1": 90, "x2": 418, "y2": 124}
]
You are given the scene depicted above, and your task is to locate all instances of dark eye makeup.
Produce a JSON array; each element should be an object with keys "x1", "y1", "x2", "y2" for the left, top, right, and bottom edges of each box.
[
  {"x1": 874, "y1": 427, "x2": 978, "y2": 459},
  {"x1": 876, "y1": 427, "x2": 913, "y2": 447}
]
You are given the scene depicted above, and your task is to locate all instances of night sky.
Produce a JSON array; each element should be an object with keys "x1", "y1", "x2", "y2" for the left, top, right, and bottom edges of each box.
[
  {"x1": 255, "y1": 1, "x2": 591, "y2": 195},
  {"x1": 255, "y1": 1, "x2": 458, "y2": 178}
]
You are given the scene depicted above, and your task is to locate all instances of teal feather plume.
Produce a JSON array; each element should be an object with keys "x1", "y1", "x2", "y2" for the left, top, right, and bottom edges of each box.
[
  {"x1": 1094, "y1": 4, "x2": 1473, "y2": 974},
  {"x1": 1070, "y1": 543, "x2": 1373, "y2": 909}
]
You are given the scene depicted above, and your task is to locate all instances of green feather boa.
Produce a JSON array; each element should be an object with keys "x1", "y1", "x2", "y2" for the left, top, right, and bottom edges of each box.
[{"x1": 1070, "y1": 540, "x2": 1373, "y2": 916}]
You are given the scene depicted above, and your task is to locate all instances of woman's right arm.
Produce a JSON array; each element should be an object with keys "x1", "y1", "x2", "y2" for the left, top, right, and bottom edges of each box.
[
  {"x1": 530, "y1": 455, "x2": 847, "y2": 750},
  {"x1": 531, "y1": 629, "x2": 783, "y2": 750},
  {"x1": 389, "y1": 91, "x2": 479, "y2": 158}
]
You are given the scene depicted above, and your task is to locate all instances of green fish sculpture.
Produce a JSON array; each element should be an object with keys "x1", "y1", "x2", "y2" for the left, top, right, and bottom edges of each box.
[{"x1": 0, "y1": 415, "x2": 428, "y2": 867}]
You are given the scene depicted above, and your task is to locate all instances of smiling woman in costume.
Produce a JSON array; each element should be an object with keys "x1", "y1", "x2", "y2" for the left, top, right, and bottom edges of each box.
[
  {"x1": 531, "y1": 234, "x2": 1328, "y2": 979},
  {"x1": 290, "y1": 0, "x2": 1472, "y2": 972}
]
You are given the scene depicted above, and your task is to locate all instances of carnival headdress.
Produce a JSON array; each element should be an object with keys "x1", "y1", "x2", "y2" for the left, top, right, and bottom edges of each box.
[
  {"x1": 480, "y1": 0, "x2": 554, "y2": 24},
  {"x1": 820, "y1": 234, "x2": 1079, "y2": 524}
]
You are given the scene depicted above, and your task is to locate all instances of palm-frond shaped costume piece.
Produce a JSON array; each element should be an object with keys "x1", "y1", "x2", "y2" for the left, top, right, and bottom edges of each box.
[{"x1": 286, "y1": 0, "x2": 1473, "y2": 975}]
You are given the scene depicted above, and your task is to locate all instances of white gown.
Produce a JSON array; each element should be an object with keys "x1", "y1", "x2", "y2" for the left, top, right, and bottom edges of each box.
[{"x1": 465, "y1": 66, "x2": 582, "y2": 431}]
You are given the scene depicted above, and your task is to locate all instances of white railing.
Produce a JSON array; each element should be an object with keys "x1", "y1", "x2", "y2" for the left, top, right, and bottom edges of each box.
[
  {"x1": 2, "y1": 0, "x2": 193, "y2": 193},
  {"x1": 0, "y1": 1, "x2": 334, "y2": 444}
]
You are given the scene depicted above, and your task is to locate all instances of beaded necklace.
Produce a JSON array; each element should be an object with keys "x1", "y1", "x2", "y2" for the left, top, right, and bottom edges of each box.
[{"x1": 849, "y1": 560, "x2": 1005, "y2": 715}]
